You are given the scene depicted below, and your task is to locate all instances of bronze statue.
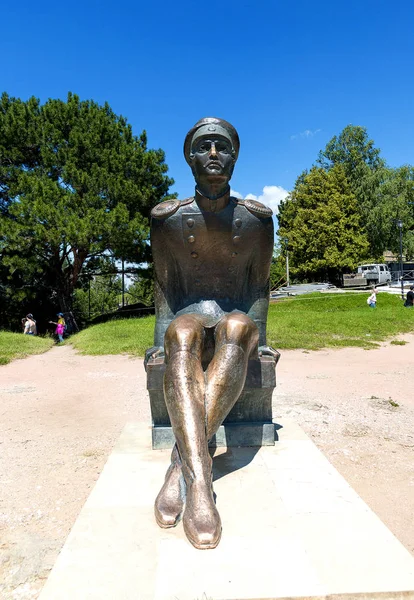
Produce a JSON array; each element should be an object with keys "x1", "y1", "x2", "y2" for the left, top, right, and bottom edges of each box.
[{"x1": 147, "y1": 117, "x2": 277, "y2": 549}]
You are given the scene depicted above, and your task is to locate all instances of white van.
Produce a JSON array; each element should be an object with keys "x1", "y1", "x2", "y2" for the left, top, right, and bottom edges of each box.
[
  {"x1": 343, "y1": 264, "x2": 392, "y2": 287},
  {"x1": 356, "y1": 264, "x2": 392, "y2": 285}
]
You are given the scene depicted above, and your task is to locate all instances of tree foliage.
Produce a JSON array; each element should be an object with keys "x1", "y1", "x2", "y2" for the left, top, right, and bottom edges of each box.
[
  {"x1": 269, "y1": 243, "x2": 288, "y2": 289},
  {"x1": 0, "y1": 92, "x2": 174, "y2": 326},
  {"x1": 128, "y1": 268, "x2": 154, "y2": 306},
  {"x1": 366, "y1": 165, "x2": 414, "y2": 259},
  {"x1": 278, "y1": 165, "x2": 370, "y2": 283},
  {"x1": 317, "y1": 124, "x2": 384, "y2": 181},
  {"x1": 317, "y1": 125, "x2": 414, "y2": 260},
  {"x1": 73, "y1": 273, "x2": 122, "y2": 325}
]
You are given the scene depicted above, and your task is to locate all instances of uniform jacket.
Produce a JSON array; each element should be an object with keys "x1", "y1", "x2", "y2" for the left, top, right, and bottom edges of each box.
[{"x1": 150, "y1": 191, "x2": 274, "y2": 347}]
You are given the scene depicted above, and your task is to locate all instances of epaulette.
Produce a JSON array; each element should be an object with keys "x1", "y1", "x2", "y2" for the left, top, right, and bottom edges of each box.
[
  {"x1": 238, "y1": 198, "x2": 273, "y2": 218},
  {"x1": 180, "y1": 196, "x2": 195, "y2": 206},
  {"x1": 151, "y1": 200, "x2": 179, "y2": 219},
  {"x1": 151, "y1": 197, "x2": 194, "y2": 219}
]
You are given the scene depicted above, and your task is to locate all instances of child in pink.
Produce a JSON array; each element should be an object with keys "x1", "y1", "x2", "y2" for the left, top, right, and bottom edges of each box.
[{"x1": 49, "y1": 313, "x2": 66, "y2": 343}]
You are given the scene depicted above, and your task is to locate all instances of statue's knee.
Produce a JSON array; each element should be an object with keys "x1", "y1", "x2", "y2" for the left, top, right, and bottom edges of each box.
[
  {"x1": 165, "y1": 316, "x2": 203, "y2": 357},
  {"x1": 165, "y1": 318, "x2": 193, "y2": 348},
  {"x1": 217, "y1": 313, "x2": 258, "y2": 350}
]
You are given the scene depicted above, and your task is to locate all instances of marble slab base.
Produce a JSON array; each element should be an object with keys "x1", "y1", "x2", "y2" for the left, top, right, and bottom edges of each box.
[
  {"x1": 152, "y1": 421, "x2": 276, "y2": 449},
  {"x1": 39, "y1": 420, "x2": 414, "y2": 600}
]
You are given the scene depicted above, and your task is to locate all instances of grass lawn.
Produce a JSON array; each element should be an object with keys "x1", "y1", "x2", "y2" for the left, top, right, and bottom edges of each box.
[
  {"x1": 69, "y1": 292, "x2": 414, "y2": 356},
  {"x1": 70, "y1": 316, "x2": 155, "y2": 356},
  {"x1": 267, "y1": 292, "x2": 414, "y2": 350},
  {"x1": 0, "y1": 332, "x2": 55, "y2": 365}
]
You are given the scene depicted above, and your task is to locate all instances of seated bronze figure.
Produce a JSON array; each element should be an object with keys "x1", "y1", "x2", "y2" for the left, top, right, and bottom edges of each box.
[{"x1": 146, "y1": 117, "x2": 278, "y2": 549}]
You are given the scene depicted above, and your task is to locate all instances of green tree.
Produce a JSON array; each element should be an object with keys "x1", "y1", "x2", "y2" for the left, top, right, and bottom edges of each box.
[
  {"x1": 366, "y1": 165, "x2": 414, "y2": 259},
  {"x1": 317, "y1": 124, "x2": 384, "y2": 185},
  {"x1": 315, "y1": 124, "x2": 414, "y2": 258},
  {"x1": 277, "y1": 165, "x2": 370, "y2": 283},
  {"x1": 269, "y1": 243, "x2": 288, "y2": 290},
  {"x1": 0, "y1": 92, "x2": 174, "y2": 327},
  {"x1": 128, "y1": 268, "x2": 154, "y2": 306},
  {"x1": 73, "y1": 273, "x2": 122, "y2": 324}
]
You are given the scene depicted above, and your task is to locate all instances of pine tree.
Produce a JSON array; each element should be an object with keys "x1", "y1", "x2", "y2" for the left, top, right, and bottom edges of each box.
[
  {"x1": 0, "y1": 92, "x2": 174, "y2": 327},
  {"x1": 316, "y1": 124, "x2": 414, "y2": 258},
  {"x1": 278, "y1": 165, "x2": 370, "y2": 283}
]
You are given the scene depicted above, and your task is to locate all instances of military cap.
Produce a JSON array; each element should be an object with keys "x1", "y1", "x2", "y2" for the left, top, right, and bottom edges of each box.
[{"x1": 184, "y1": 117, "x2": 240, "y2": 165}]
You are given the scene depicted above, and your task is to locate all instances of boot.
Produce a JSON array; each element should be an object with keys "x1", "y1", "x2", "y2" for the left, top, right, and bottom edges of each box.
[
  {"x1": 182, "y1": 458, "x2": 222, "y2": 549},
  {"x1": 154, "y1": 445, "x2": 186, "y2": 528}
]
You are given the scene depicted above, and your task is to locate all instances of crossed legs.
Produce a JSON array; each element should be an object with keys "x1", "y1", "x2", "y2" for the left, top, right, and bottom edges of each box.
[{"x1": 155, "y1": 312, "x2": 259, "y2": 549}]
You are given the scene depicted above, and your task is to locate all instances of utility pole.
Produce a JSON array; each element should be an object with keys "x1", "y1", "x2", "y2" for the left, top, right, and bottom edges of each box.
[
  {"x1": 397, "y1": 219, "x2": 404, "y2": 301},
  {"x1": 88, "y1": 277, "x2": 91, "y2": 319},
  {"x1": 122, "y1": 258, "x2": 125, "y2": 308},
  {"x1": 284, "y1": 238, "x2": 290, "y2": 287}
]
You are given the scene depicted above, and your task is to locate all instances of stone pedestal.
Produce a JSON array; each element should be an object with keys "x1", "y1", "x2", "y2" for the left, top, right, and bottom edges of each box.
[{"x1": 39, "y1": 420, "x2": 414, "y2": 600}]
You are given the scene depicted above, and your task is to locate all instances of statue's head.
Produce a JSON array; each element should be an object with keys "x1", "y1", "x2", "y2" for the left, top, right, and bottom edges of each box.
[{"x1": 184, "y1": 117, "x2": 240, "y2": 196}]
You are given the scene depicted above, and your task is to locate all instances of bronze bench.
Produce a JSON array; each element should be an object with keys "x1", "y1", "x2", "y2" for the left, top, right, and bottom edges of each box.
[{"x1": 146, "y1": 355, "x2": 277, "y2": 449}]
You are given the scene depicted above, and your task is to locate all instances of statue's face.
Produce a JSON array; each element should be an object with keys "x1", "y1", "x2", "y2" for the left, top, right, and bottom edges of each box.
[{"x1": 190, "y1": 134, "x2": 235, "y2": 188}]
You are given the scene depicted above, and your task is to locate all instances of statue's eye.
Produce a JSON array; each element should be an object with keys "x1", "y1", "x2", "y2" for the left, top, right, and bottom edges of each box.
[
  {"x1": 217, "y1": 144, "x2": 229, "y2": 154},
  {"x1": 198, "y1": 143, "x2": 208, "y2": 152}
]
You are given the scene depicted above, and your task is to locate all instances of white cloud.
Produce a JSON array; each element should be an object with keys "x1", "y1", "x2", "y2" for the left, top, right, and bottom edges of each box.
[
  {"x1": 290, "y1": 128, "x2": 321, "y2": 140},
  {"x1": 231, "y1": 185, "x2": 289, "y2": 214}
]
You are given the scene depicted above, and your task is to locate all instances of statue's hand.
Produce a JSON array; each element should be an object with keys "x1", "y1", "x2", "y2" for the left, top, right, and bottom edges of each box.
[
  {"x1": 144, "y1": 346, "x2": 165, "y2": 370},
  {"x1": 258, "y1": 345, "x2": 281, "y2": 364}
]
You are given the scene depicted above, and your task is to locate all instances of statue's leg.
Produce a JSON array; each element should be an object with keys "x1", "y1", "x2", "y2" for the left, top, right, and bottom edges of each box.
[
  {"x1": 156, "y1": 315, "x2": 221, "y2": 549},
  {"x1": 154, "y1": 315, "x2": 205, "y2": 529},
  {"x1": 154, "y1": 315, "x2": 205, "y2": 528},
  {"x1": 205, "y1": 312, "x2": 259, "y2": 437},
  {"x1": 155, "y1": 313, "x2": 259, "y2": 534}
]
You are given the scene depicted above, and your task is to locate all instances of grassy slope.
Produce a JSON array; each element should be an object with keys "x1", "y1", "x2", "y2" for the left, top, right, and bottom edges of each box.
[
  {"x1": 267, "y1": 292, "x2": 413, "y2": 350},
  {"x1": 69, "y1": 292, "x2": 414, "y2": 356},
  {"x1": 70, "y1": 316, "x2": 155, "y2": 356},
  {"x1": 0, "y1": 332, "x2": 55, "y2": 365}
]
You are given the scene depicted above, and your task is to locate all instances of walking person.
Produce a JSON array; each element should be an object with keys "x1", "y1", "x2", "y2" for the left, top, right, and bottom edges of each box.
[
  {"x1": 367, "y1": 288, "x2": 378, "y2": 308},
  {"x1": 49, "y1": 313, "x2": 66, "y2": 343},
  {"x1": 404, "y1": 285, "x2": 414, "y2": 307},
  {"x1": 23, "y1": 314, "x2": 37, "y2": 335}
]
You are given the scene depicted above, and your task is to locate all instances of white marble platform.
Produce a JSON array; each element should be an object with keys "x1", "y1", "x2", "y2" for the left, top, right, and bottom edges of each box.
[{"x1": 39, "y1": 420, "x2": 414, "y2": 600}]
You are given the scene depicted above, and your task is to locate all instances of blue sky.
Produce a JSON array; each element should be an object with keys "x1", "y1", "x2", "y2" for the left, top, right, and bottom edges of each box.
[{"x1": 3, "y1": 0, "x2": 414, "y2": 213}]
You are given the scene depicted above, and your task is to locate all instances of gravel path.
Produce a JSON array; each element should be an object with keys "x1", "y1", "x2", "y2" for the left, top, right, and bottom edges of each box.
[{"x1": 0, "y1": 339, "x2": 413, "y2": 599}]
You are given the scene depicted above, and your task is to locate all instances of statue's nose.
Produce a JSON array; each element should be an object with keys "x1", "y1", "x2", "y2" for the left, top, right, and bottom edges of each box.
[{"x1": 209, "y1": 142, "x2": 218, "y2": 158}]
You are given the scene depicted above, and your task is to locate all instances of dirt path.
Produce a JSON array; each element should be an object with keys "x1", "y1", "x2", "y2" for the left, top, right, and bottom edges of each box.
[
  {"x1": 0, "y1": 339, "x2": 413, "y2": 599},
  {"x1": 0, "y1": 347, "x2": 146, "y2": 599},
  {"x1": 275, "y1": 334, "x2": 414, "y2": 560}
]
